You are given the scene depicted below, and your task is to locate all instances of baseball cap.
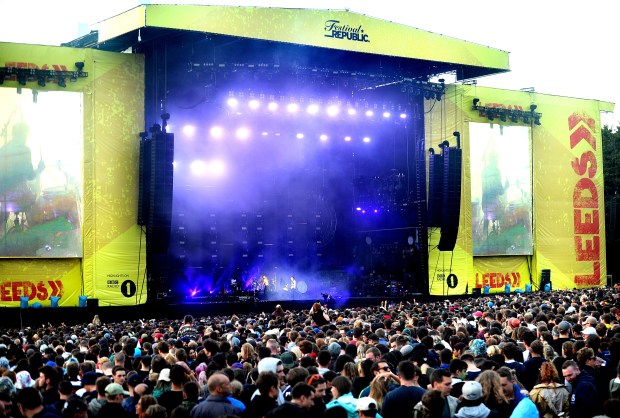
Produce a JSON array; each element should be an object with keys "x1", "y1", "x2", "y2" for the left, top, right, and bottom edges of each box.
[
  {"x1": 582, "y1": 327, "x2": 597, "y2": 336},
  {"x1": 558, "y1": 321, "x2": 572, "y2": 333},
  {"x1": 509, "y1": 318, "x2": 521, "y2": 328},
  {"x1": 473, "y1": 311, "x2": 483, "y2": 317},
  {"x1": 461, "y1": 381, "x2": 483, "y2": 401},
  {"x1": 357, "y1": 397, "x2": 378, "y2": 412},
  {"x1": 280, "y1": 352, "x2": 296, "y2": 369},
  {"x1": 158, "y1": 368, "x2": 171, "y2": 382},
  {"x1": 105, "y1": 383, "x2": 130, "y2": 397}
]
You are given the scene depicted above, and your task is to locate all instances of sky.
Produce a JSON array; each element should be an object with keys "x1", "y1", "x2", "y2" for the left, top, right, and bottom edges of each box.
[{"x1": 0, "y1": 0, "x2": 618, "y2": 128}]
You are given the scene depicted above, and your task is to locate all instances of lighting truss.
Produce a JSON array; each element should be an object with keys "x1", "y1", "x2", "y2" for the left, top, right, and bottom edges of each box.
[
  {"x1": 472, "y1": 98, "x2": 542, "y2": 125},
  {"x1": 0, "y1": 62, "x2": 88, "y2": 87}
]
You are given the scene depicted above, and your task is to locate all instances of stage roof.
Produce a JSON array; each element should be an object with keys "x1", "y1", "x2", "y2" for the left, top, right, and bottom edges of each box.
[{"x1": 77, "y1": 4, "x2": 510, "y2": 81}]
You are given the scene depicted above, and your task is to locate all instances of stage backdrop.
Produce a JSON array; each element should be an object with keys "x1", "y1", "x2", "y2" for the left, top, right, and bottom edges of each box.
[
  {"x1": 428, "y1": 85, "x2": 612, "y2": 295},
  {"x1": 0, "y1": 43, "x2": 146, "y2": 307}
]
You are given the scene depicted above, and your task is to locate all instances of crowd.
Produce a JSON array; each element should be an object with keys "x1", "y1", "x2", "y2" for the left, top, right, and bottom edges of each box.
[{"x1": 0, "y1": 288, "x2": 619, "y2": 418}]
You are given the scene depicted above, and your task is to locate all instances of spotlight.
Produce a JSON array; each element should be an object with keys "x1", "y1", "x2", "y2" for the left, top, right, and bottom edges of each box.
[
  {"x1": 267, "y1": 102, "x2": 278, "y2": 111},
  {"x1": 319, "y1": 134, "x2": 328, "y2": 141},
  {"x1": 248, "y1": 99, "x2": 260, "y2": 110},
  {"x1": 37, "y1": 75, "x2": 45, "y2": 87},
  {"x1": 499, "y1": 112, "x2": 506, "y2": 122},
  {"x1": 326, "y1": 105, "x2": 339, "y2": 117},
  {"x1": 530, "y1": 104, "x2": 537, "y2": 112},
  {"x1": 57, "y1": 76, "x2": 66, "y2": 88},
  {"x1": 382, "y1": 111, "x2": 391, "y2": 118},
  {"x1": 510, "y1": 113, "x2": 519, "y2": 123},
  {"x1": 363, "y1": 137, "x2": 371, "y2": 143},
  {"x1": 236, "y1": 127, "x2": 250, "y2": 140},
  {"x1": 487, "y1": 110, "x2": 494, "y2": 121},
  {"x1": 75, "y1": 62, "x2": 85, "y2": 72},
  {"x1": 365, "y1": 110, "x2": 374, "y2": 117},
  {"x1": 400, "y1": 113, "x2": 407, "y2": 119},
  {"x1": 344, "y1": 136, "x2": 352, "y2": 142},
  {"x1": 296, "y1": 133, "x2": 304, "y2": 139},
  {"x1": 286, "y1": 103, "x2": 299, "y2": 113},
  {"x1": 210, "y1": 126, "x2": 224, "y2": 139},
  {"x1": 226, "y1": 97, "x2": 238, "y2": 107},
  {"x1": 523, "y1": 114, "x2": 530, "y2": 124},
  {"x1": 182, "y1": 125, "x2": 196, "y2": 137},
  {"x1": 347, "y1": 108, "x2": 356, "y2": 116},
  {"x1": 534, "y1": 115, "x2": 541, "y2": 125},
  {"x1": 472, "y1": 98, "x2": 480, "y2": 109},
  {"x1": 307, "y1": 104, "x2": 319, "y2": 115},
  {"x1": 17, "y1": 71, "x2": 27, "y2": 86}
]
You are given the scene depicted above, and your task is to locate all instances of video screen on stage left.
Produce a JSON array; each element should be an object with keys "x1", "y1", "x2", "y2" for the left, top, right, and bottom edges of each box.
[
  {"x1": 0, "y1": 88, "x2": 83, "y2": 257},
  {"x1": 469, "y1": 122, "x2": 533, "y2": 256}
]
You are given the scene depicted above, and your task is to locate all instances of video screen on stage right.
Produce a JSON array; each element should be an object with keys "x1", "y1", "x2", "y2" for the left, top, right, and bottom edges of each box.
[{"x1": 469, "y1": 122, "x2": 533, "y2": 256}]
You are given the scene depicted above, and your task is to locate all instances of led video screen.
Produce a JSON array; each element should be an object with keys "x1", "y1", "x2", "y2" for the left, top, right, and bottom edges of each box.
[
  {"x1": 0, "y1": 88, "x2": 83, "y2": 257},
  {"x1": 470, "y1": 122, "x2": 533, "y2": 256}
]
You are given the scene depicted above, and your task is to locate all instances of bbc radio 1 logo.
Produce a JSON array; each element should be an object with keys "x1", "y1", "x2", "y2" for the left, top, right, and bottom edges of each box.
[{"x1": 324, "y1": 20, "x2": 370, "y2": 43}]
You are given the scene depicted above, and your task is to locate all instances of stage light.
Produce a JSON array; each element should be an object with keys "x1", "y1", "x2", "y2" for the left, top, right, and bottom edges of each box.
[
  {"x1": 208, "y1": 159, "x2": 226, "y2": 176},
  {"x1": 320, "y1": 134, "x2": 328, "y2": 141},
  {"x1": 287, "y1": 103, "x2": 299, "y2": 113},
  {"x1": 261, "y1": 131, "x2": 269, "y2": 136},
  {"x1": 57, "y1": 76, "x2": 66, "y2": 88},
  {"x1": 296, "y1": 133, "x2": 304, "y2": 139},
  {"x1": 365, "y1": 110, "x2": 374, "y2": 117},
  {"x1": 374, "y1": 209, "x2": 378, "y2": 213},
  {"x1": 307, "y1": 104, "x2": 319, "y2": 115},
  {"x1": 248, "y1": 99, "x2": 260, "y2": 110},
  {"x1": 210, "y1": 126, "x2": 224, "y2": 139},
  {"x1": 499, "y1": 112, "x2": 506, "y2": 122},
  {"x1": 400, "y1": 113, "x2": 407, "y2": 119},
  {"x1": 182, "y1": 125, "x2": 196, "y2": 137},
  {"x1": 227, "y1": 97, "x2": 239, "y2": 107},
  {"x1": 487, "y1": 110, "x2": 495, "y2": 121},
  {"x1": 326, "y1": 105, "x2": 339, "y2": 117},
  {"x1": 523, "y1": 114, "x2": 530, "y2": 124},
  {"x1": 172, "y1": 161, "x2": 178, "y2": 168},
  {"x1": 363, "y1": 137, "x2": 371, "y2": 143},
  {"x1": 510, "y1": 113, "x2": 519, "y2": 123},
  {"x1": 472, "y1": 98, "x2": 480, "y2": 109},
  {"x1": 356, "y1": 207, "x2": 362, "y2": 211},
  {"x1": 236, "y1": 127, "x2": 250, "y2": 140},
  {"x1": 37, "y1": 75, "x2": 45, "y2": 87},
  {"x1": 190, "y1": 160, "x2": 208, "y2": 175},
  {"x1": 382, "y1": 111, "x2": 391, "y2": 118},
  {"x1": 530, "y1": 104, "x2": 537, "y2": 112},
  {"x1": 344, "y1": 136, "x2": 352, "y2": 142},
  {"x1": 534, "y1": 115, "x2": 541, "y2": 125},
  {"x1": 268, "y1": 102, "x2": 278, "y2": 111},
  {"x1": 347, "y1": 108, "x2": 357, "y2": 116}
]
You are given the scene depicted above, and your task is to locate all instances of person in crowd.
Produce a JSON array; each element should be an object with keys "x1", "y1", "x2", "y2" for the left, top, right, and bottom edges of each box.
[
  {"x1": 496, "y1": 367, "x2": 538, "y2": 417},
  {"x1": 246, "y1": 371, "x2": 280, "y2": 418},
  {"x1": 266, "y1": 382, "x2": 316, "y2": 418},
  {"x1": 98, "y1": 383, "x2": 131, "y2": 418},
  {"x1": 135, "y1": 395, "x2": 158, "y2": 418},
  {"x1": 455, "y1": 381, "x2": 496, "y2": 418},
  {"x1": 310, "y1": 302, "x2": 330, "y2": 327},
  {"x1": 190, "y1": 373, "x2": 242, "y2": 418},
  {"x1": 381, "y1": 361, "x2": 426, "y2": 418},
  {"x1": 529, "y1": 362, "x2": 569, "y2": 418},
  {"x1": 562, "y1": 359, "x2": 600, "y2": 418},
  {"x1": 356, "y1": 397, "x2": 382, "y2": 418},
  {"x1": 326, "y1": 376, "x2": 358, "y2": 418},
  {"x1": 16, "y1": 387, "x2": 61, "y2": 418}
]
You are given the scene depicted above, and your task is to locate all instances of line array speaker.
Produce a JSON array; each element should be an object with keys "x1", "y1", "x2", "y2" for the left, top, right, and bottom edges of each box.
[
  {"x1": 147, "y1": 132, "x2": 174, "y2": 253},
  {"x1": 438, "y1": 146, "x2": 462, "y2": 251},
  {"x1": 427, "y1": 153, "x2": 443, "y2": 227}
]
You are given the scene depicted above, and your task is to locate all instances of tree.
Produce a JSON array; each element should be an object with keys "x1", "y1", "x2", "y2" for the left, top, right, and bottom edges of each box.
[{"x1": 602, "y1": 125, "x2": 620, "y2": 279}]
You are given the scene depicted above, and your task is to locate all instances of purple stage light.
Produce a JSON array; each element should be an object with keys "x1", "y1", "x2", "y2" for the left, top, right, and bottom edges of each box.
[
  {"x1": 363, "y1": 136, "x2": 371, "y2": 143},
  {"x1": 208, "y1": 160, "x2": 226, "y2": 176},
  {"x1": 344, "y1": 136, "x2": 352, "y2": 142},
  {"x1": 307, "y1": 104, "x2": 319, "y2": 115},
  {"x1": 347, "y1": 108, "x2": 356, "y2": 116},
  {"x1": 287, "y1": 103, "x2": 299, "y2": 113},
  {"x1": 248, "y1": 99, "x2": 260, "y2": 110},
  {"x1": 383, "y1": 111, "x2": 391, "y2": 118},
  {"x1": 400, "y1": 113, "x2": 407, "y2": 119},
  {"x1": 227, "y1": 97, "x2": 239, "y2": 108},
  {"x1": 319, "y1": 134, "x2": 328, "y2": 141},
  {"x1": 326, "y1": 105, "x2": 339, "y2": 117},
  {"x1": 296, "y1": 133, "x2": 304, "y2": 139},
  {"x1": 236, "y1": 127, "x2": 250, "y2": 140},
  {"x1": 374, "y1": 209, "x2": 378, "y2": 213},
  {"x1": 356, "y1": 207, "x2": 362, "y2": 211},
  {"x1": 210, "y1": 126, "x2": 224, "y2": 139},
  {"x1": 190, "y1": 160, "x2": 208, "y2": 175},
  {"x1": 365, "y1": 110, "x2": 374, "y2": 117},
  {"x1": 268, "y1": 102, "x2": 278, "y2": 111},
  {"x1": 182, "y1": 125, "x2": 196, "y2": 137}
]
